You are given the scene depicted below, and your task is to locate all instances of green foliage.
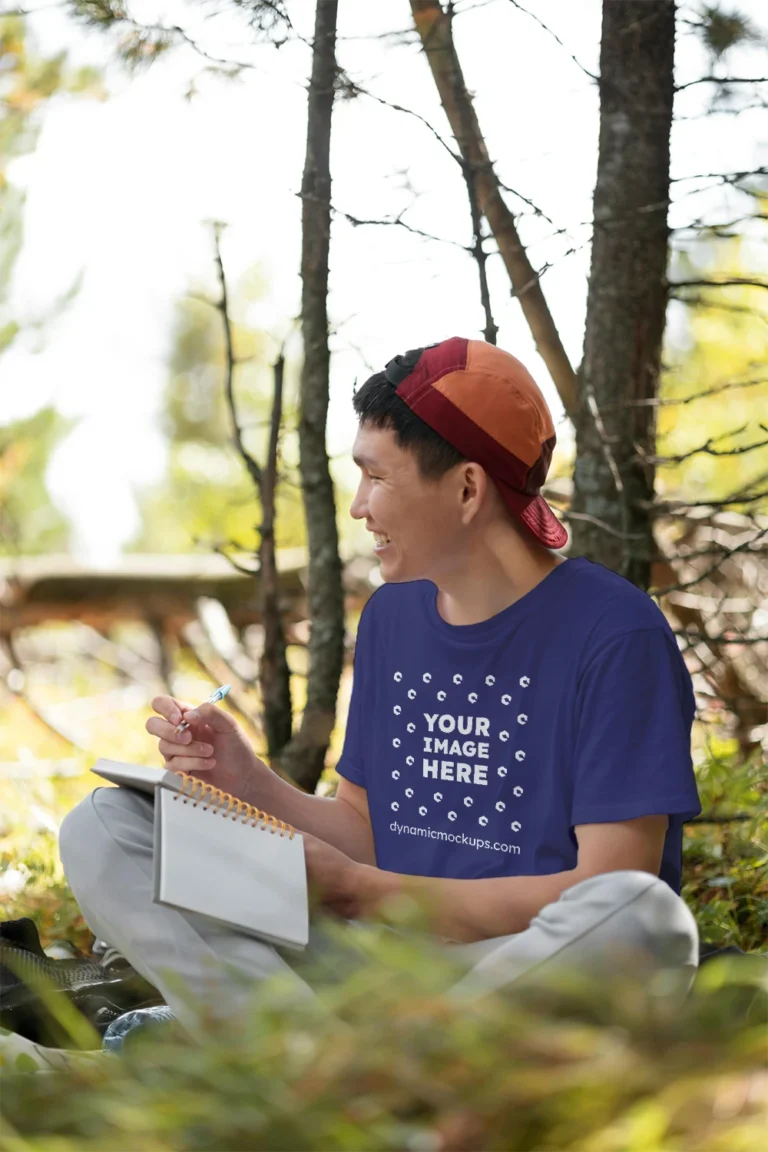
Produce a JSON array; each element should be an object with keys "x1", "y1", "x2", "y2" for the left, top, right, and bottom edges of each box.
[
  {"x1": 67, "y1": 1, "x2": 188, "y2": 72},
  {"x1": 0, "y1": 407, "x2": 78, "y2": 555},
  {"x1": 696, "y1": 4, "x2": 766, "y2": 63},
  {"x1": 1, "y1": 736, "x2": 765, "y2": 1150},
  {"x1": 0, "y1": 14, "x2": 106, "y2": 557},
  {"x1": 660, "y1": 235, "x2": 768, "y2": 508},
  {"x1": 1, "y1": 931, "x2": 765, "y2": 1152},
  {"x1": 128, "y1": 284, "x2": 307, "y2": 556},
  {"x1": 682, "y1": 750, "x2": 768, "y2": 950},
  {"x1": 0, "y1": 14, "x2": 106, "y2": 344},
  {"x1": 67, "y1": 1, "x2": 129, "y2": 26}
]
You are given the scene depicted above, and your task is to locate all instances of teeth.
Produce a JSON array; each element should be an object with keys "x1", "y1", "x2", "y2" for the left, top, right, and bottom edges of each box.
[{"x1": 374, "y1": 533, "x2": 390, "y2": 545}]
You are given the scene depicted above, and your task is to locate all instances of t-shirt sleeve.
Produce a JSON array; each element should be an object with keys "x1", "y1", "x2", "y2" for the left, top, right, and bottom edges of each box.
[
  {"x1": 334, "y1": 597, "x2": 375, "y2": 788},
  {"x1": 572, "y1": 628, "x2": 701, "y2": 826}
]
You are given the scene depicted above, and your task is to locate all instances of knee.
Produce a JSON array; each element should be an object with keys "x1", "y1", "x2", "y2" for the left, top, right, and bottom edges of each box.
[
  {"x1": 59, "y1": 789, "x2": 109, "y2": 884},
  {"x1": 60, "y1": 790, "x2": 95, "y2": 856},
  {"x1": 59, "y1": 787, "x2": 150, "y2": 889},
  {"x1": 569, "y1": 870, "x2": 699, "y2": 968}
]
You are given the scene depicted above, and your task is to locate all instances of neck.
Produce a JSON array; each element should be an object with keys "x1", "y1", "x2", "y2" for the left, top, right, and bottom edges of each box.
[{"x1": 434, "y1": 526, "x2": 563, "y2": 626}]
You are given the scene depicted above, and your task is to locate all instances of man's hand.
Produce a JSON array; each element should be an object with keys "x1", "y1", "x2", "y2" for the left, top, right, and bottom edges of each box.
[
  {"x1": 146, "y1": 695, "x2": 267, "y2": 803},
  {"x1": 303, "y1": 833, "x2": 369, "y2": 920}
]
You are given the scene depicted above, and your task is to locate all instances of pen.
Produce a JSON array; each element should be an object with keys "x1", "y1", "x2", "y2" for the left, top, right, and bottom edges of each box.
[{"x1": 174, "y1": 684, "x2": 232, "y2": 735}]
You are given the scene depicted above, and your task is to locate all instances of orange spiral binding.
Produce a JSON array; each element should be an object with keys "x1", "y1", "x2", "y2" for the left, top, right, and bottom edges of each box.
[{"x1": 172, "y1": 771, "x2": 295, "y2": 838}]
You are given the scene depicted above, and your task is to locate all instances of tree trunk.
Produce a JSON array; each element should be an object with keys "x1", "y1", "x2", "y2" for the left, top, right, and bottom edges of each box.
[
  {"x1": 570, "y1": 0, "x2": 676, "y2": 588},
  {"x1": 409, "y1": 0, "x2": 578, "y2": 417},
  {"x1": 259, "y1": 352, "x2": 293, "y2": 758},
  {"x1": 277, "y1": 0, "x2": 345, "y2": 793}
]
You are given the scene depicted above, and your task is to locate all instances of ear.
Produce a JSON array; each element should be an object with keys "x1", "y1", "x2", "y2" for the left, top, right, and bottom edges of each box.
[{"x1": 459, "y1": 463, "x2": 488, "y2": 522}]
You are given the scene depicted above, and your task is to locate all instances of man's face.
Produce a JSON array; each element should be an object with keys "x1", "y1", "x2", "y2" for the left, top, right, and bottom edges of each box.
[{"x1": 350, "y1": 424, "x2": 468, "y2": 584}]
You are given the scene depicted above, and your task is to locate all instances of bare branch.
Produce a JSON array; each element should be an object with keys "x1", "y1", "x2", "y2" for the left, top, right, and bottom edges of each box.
[
  {"x1": 653, "y1": 525, "x2": 768, "y2": 595},
  {"x1": 210, "y1": 223, "x2": 262, "y2": 491},
  {"x1": 664, "y1": 542, "x2": 768, "y2": 562},
  {"x1": 153, "y1": 23, "x2": 256, "y2": 72},
  {"x1": 648, "y1": 426, "x2": 768, "y2": 466},
  {"x1": 651, "y1": 486, "x2": 768, "y2": 513},
  {"x1": 338, "y1": 207, "x2": 469, "y2": 249},
  {"x1": 560, "y1": 510, "x2": 646, "y2": 540},
  {"x1": 605, "y1": 377, "x2": 768, "y2": 408},
  {"x1": 207, "y1": 543, "x2": 259, "y2": 578},
  {"x1": 673, "y1": 296, "x2": 768, "y2": 322},
  {"x1": 670, "y1": 165, "x2": 768, "y2": 184},
  {"x1": 346, "y1": 82, "x2": 459, "y2": 162},
  {"x1": 504, "y1": 0, "x2": 599, "y2": 83},
  {"x1": 585, "y1": 390, "x2": 624, "y2": 496},
  {"x1": 464, "y1": 168, "x2": 498, "y2": 344},
  {"x1": 675, "y1": 75, "x2": 768, "y2": 92},
  {"x1": 670, "y1": 277, "x2": 768, "y2": 294},
  {"x1": 672, "y1": 632, "x2": 768, "y2": 647},
  {"x1": 672, "y1": 213, "x2": 768, "y2": 238},
  {"x1": 496, "y1": 181, "x2": 561, "y2": 231}
]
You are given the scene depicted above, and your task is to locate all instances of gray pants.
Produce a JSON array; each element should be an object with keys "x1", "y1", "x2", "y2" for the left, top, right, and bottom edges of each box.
[{"x1": 59, "y1": 788, "x2": 699, "y2": 1026}]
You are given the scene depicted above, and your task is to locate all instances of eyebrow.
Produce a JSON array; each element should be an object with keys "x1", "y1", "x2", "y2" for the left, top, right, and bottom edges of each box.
[{"x1": 352, "y1": 453, "x2": 380, "y2": 470}]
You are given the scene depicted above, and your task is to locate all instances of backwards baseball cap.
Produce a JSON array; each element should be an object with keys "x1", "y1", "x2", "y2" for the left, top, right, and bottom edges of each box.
[{"x1": 383, "y1": 336, "x2": 567, "y2": 550}]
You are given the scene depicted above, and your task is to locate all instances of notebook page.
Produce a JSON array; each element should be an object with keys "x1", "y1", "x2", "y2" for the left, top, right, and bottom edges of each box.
[{"x1": 154, "y1": 788, "x2": 309, "y2": 950}]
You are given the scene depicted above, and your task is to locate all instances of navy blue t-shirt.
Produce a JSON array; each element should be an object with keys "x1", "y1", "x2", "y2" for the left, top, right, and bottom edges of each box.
[{"x1": 336, "y1": 558, "x2": 700, "y2": 894}]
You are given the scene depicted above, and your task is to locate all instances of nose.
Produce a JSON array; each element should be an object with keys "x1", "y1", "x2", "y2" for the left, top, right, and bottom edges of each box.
[{"x1": 349, "y1": 478, "x2": 367, "y2": 521}]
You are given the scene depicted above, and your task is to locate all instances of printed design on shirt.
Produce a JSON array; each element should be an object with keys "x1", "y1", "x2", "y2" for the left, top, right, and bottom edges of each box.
[{"x1": 388, "y1": 668, "x2": 530, "y2": 843}]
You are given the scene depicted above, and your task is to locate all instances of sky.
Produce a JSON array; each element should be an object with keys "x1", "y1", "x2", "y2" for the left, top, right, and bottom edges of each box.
[{"x1": 3, "y1": 0, "x2": 767, "y2": 564}]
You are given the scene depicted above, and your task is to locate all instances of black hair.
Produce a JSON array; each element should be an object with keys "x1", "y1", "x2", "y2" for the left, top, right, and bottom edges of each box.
[{"x1": 352, "y1": 346, "x2": 468, "y2": 480}]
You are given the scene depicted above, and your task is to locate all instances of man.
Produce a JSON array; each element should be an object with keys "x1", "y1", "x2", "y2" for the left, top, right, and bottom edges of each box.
[{"x1": 60, "y1": 338, "x2": 701, "y2": 1021}]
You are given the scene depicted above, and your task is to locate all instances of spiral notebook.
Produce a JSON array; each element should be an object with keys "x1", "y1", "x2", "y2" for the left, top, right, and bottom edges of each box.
[{"x1": 91, "y1": 758, "x2": 309, "y2": 950}]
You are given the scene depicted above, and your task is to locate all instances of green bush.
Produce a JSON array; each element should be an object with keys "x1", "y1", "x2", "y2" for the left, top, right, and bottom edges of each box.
[
  {"x1": 1, "y1": 748, "x2": 766, "y2": 1151},
  {"x1": 682, "y1": 751, "x2": 768, "y2": 951},
  {"x1": 1, "y1": 928, "x2": 766, "y2": 1152}
]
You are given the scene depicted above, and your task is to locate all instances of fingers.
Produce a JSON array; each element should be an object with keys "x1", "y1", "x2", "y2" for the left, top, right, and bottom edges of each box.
[
  {"x1": 164, "y1": 755, "x2": 217, "y2": 775},
  {"x1": 146, "y1": 714, "x2": 216, "y2": 741},
  {"x1": 150, "y1": 695, "x2": 195, "y2": 727},
  {"x1": 146, "y1": 716, "x2": 198, "y2": 743},
  {"x1": 158, "y1": 737, "x2": 215, "y2": 762},
  {"x1": 180, "y1": 702, "x2": 238, "y2": 734}
]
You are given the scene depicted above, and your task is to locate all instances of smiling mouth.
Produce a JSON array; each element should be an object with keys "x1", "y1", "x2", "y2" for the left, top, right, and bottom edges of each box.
[{"x1": 372, "y1": 532, "x2": 391, "y2": 552}]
